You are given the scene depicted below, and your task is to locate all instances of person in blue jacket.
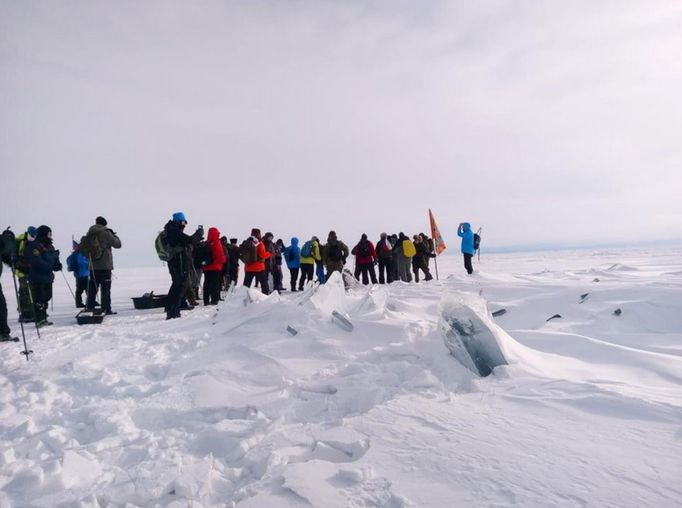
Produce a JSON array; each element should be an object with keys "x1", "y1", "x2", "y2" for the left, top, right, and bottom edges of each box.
[
  {"x1": 25, "y1": 225, "x2": 62, "y2": 326},
  {"x1": 283, "y1": 237, "x2": 301, "y2": 292},
  {"x1": 457, "y1": 222, "x2": 475, "y2": 275},
  {"x1": 67, "y1": 240, "x2": 90, "y2": 308}
]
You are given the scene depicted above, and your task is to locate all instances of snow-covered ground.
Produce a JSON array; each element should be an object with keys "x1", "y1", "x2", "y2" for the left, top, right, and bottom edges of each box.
[{"x1": 1, "y1": 248, "x2": 681, "y2": 507}]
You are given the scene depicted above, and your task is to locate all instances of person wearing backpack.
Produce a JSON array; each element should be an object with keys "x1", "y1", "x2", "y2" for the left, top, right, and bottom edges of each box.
[
  {"x1": 220, "y1": 236, "x2": 230, "y2": 291},
  {"x1": 226, "y1": 238, "x2": 240, "y2": 288},
  {"x1": 375, "y1": 233, "x2": 393, "y2": 284},
  {"x1": 12, "y1": 226, "x2": 37, "y2": 322},
  {"x1": 394, "y1": 232, "x2": 413, "y2": 283},
  {"x1": 163, "y1": 212, "x2": 204, "y2": 319},
  {"x1": 242, "y1": 228, "x2": 272, "y2": 295},
  {"x1": 66, "y1": 240, "x2": 90, "y2": 308},
  {"x1": 83, "y1": 217, "x2": 122, "y2": 315},
  {"x1": 351, "y1": 234, "x2": 378, "y2": 285},
  {"x1": 457, "y1": 222, "x2": 475, "y2": 275},
  {"x1": 298, "y1": 237, "x2": 320, "y2": 290},
  {"x1": 25, "y1": 226, "x2": 62, "y2": 327},
  {"x1": 0, "y1": 228, "x2": 19, "y2": 341},
  {"x1": 273, "y1": 238, "x2": 286, "y2": 292},
  {"x1": 283, "y1": 237, "x2": 301, "y2": 292},
  {"x1": 322, "y1": 231, "x2": 349, "y2": 281},
  {"x1": 201, "y1": 227, "x2": 226, "y2": 305}
]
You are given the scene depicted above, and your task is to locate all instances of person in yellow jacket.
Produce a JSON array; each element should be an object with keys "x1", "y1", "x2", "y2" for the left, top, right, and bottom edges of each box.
[
  {"x1": 15, "y1": 227, "x2": 37, "y2": 322},
  {"x1": 298, "y1": 236, "x2": 321, "y2": 289}
]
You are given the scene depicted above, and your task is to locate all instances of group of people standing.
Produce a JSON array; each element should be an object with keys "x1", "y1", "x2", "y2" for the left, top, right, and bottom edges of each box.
[
  {"x1": 0, "y1": 213, "x2": 479, "y2": 338},
  {"x1": 0, "y1": 217, "x2": 121, "y2": 341}
]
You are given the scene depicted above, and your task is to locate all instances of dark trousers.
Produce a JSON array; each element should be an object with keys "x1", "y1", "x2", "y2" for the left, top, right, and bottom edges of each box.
[
  {"x1": 289, "y1": 267, "x2": 300, "y2": 291},
  {"x1": 87, "y1": 269, "x2": 112, "y2": 312},
  {"x1": 0, "y1": 282, "x2": 10, "y2": 336},
  {"x1": 464, "y1": 254, "x2": 473, "y2": 274},
  {"x1": 228, "y1": 265, "x2": 239, "y2": 287},
  {"x1": 357, "y1": 263, "x2": 377, "y2": 285},
  {"x1": 75, "y1": 276, "x2": 88, "y2": 306},
  {"x1": 203, "y1": 270, "x2": 221, "y2": 305},
  {"x1": 272, "y1": 264, "x2": 284, "y2": 291},
  {"x1": 299, "y1": 264, "x2": 314, "y2": 289},
  {"x1": 31, "y1": 282, "x2": 52, "y2": 322},
  {"x1": 378, "y1": 258, "x2": 393, "y2": 284},
  {"x1": 166, "y1": 259, "x2": 189, "y2": 317},
  {"x1": 244, "y1": 270, "x2": 270, "y2": 295},
  {"x1": 18, "y1": 276, "x2": 33, "y2": 320}
]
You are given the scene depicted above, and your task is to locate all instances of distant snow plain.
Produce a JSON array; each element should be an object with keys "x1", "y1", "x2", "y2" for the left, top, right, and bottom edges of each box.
[{"x1": 1, "y1": 248, "x2": 680, "y2": 507}]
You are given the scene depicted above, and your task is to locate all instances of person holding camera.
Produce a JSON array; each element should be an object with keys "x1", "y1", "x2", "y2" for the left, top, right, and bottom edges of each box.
[
  {"x1": 163, "y1": 212, "x2": 204, "y2": 319},
  {"x1": 84, "y1": 216, "x2": 122, "y2": 314}
]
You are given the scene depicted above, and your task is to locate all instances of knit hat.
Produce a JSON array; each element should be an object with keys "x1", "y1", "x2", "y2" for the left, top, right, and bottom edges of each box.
[
  {"x1": 96, "y1": 216, "x2": 107, "y2": 226},
  {"x1": 27, "y1": 226, "x2": 37, "y2": 238},
  {"x1": 173, "y1": 212, "x2": 187, "y2": 223},
  {"x1": 251, "y1": 228, "x2": 261, "y2": 237},
  {"x1": 36, "y1": 225, "x2": 52, "y2": 239}
]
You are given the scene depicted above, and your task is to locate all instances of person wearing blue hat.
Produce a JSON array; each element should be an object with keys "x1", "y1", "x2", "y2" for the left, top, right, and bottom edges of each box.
[{"x1": 162, "y1": 212, "x2": 204, "y2": 319}]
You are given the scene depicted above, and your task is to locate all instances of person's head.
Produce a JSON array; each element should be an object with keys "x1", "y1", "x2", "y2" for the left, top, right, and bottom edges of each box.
[
  {"x1": 36, "y1": 225, "x2": 52, "y2": 241},
  {"x1": 251, "y1": 228, "x2": 262, "y2": 240},
  {"x1": 380, "y1": 232, "x2": 387, "y2": 240},
  {"x1": 462, "y1": 222, "x2": 471, "y2": 232},
  {"x1": 172, "y1": 212, "x2": 187, "y2": 228},
  {"x1": 361, "y1": 233, "x2": 367, "y2": 241},
  {"x1": 220, "y1": 236, "x2": 228, "y2": 245},
  {"x1": 291, "y1": 237, "x2": 299, "y2": 246},
  {"x1": 399, "y1": 232, "x2": 406, "y2": 240},
  {"x1": 413, "y1": 235, "x2": 420, "y2": 242},
  {"x1": 311, "y1": 236, "x2": 319, "y2": 243},
  {"x1": 96, "y1": 216, "x2": 107, "y2": 227},
  {"x1": 26, "y1": 226, "x2": 37, "y2": 241},
  {"x1": 276, "y1": 238, "x2": 284, "y2": 247},
  {"x1": 264, "y1": 232, "x2": 274, "y2": 242},
  {"x1": 328, "y1": 230, "x2": 337, "y2": 241},
  {"x1": 230, "y1": 238, "x2": 238, "y2": 245}
]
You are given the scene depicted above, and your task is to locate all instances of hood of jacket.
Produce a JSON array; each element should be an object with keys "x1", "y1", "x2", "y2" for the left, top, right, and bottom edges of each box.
[
  {"x1": 462, "y1": 223, "x2": 471, "y2": 233},
  {"x1": 291, "y1": 237, "x2": 299, "y2": 246},
  {"x1": 207, "y1": 227, "x2": 220, "y2": 242}
]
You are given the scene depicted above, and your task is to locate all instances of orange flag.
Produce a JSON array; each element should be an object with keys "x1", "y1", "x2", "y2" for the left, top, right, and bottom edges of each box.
[{"x1": 429, "y1": 209, "x2": 447, "y2": 255}]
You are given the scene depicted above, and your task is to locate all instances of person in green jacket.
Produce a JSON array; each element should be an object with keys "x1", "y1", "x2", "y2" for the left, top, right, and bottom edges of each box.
[{"x1": 84, "y1": 217, "x2": 122, "y2": 314}]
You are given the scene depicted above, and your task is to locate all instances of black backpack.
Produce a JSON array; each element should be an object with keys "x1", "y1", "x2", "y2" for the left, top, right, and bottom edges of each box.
[
  {"x1": 327, "y1": 243, "x2": 343, "y2": 262},
  {"x1": 1, "y1": 228, "x2": 17, "y2": 265},
  {"x1": 194, "y1": 242, "x2": 213, "y2": 267},
  {"x1": 358, "y1": 241, "x2": 370, "y2": 258},
  {"x1": 473, "y1": 233, "x2": 481, "y2": 251},
  {"x1": 239, "y1": 239, "x2": 258, "y2": 264}
]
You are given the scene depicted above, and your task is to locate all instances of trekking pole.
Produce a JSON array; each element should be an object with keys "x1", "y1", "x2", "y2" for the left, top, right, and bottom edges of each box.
[
  {"x1": 10, "y1": 264, "x2": 32, "y2": 360},
  {"x1": 434, "y1": 254, "x2": 439, "y2": 281},
  {"x1": 88, "y1": 254, "x2": 98, "y2": 309},
  {"x1": 61, "y1": 270, "x2": 76, "y2": 300},
  {"x1": 476, "y1": 227, "x2": 482, "y2": 263}
]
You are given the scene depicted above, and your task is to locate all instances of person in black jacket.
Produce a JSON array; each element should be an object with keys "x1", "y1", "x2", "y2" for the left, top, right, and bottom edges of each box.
[
  {"x1": 375, "y1": 233, "x2": 393, "y2": 284},
  {"x1": 24, "y1": 226, "x2": 62, "y2": 327},
  {"x1": 0, "y1": 229, "x2": 17, "y2": 340},
  {"x1": 163, "y1": 212, "x2": 203, "y2": 320},
  {"x1": 226, "y1": 238, "x2": 240, "y2": 288}
]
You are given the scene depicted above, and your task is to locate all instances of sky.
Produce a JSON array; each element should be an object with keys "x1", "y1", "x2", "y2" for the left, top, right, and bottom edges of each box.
[{"x1": 1, "y1": 0, "x2": 681, "y2": 265}]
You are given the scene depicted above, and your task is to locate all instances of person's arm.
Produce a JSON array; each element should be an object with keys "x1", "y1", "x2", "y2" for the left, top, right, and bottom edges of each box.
[
  {"x1": 258, "y1": 242, "x2": 271, "y2": 260},
  {"x1": 314, "y1": 243, "x2": 322, "y2": 262},
  {"x1": 102, "y1": 228, "x2": 122, "y2": 249}
]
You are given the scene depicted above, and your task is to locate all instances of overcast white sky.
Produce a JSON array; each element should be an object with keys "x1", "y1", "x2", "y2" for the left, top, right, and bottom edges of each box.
[{"x1": 1, "y1": 0, "x2": 681, "y2": 265}]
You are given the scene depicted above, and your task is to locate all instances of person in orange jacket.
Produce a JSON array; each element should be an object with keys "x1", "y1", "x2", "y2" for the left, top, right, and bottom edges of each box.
[
  {"x1": 201, "y1": 227, "x2": 227, "y2": 305},
  {"x1": 243, "y1": 228, "x2": 272, "y2": 295}
]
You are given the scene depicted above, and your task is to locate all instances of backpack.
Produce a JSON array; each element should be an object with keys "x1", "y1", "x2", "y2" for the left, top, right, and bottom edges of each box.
[
  {"x1": 473, "y1": 233, "x2": 481, "y2": 251},
  {"x1": 0, "y1": 228, "x2": 17, "y2": 264},
  {"x1": 80, "y1": 230, "x2": 104, "y2": 261},
  {"x1": 327, "y1": 242, "x2": 343, "y2": 262},
  {"x1": 155, "y1": 230, "x2": 183, "y2": 262},
  {"x1": 239, "y1": 239, "x2": 258, "y2": 264},
  {"x1": 358, "y1": 241, "x2": 370, "y2": 258},
  {"x1": 194, "y1": 241, "x2": 213, "y2": 267},
  {"x1": 301, "y1": 241, "x2": 314, "y2": 258},
  {"x1": 402, "y1": 239, "x2": 416, "y2": 258}
]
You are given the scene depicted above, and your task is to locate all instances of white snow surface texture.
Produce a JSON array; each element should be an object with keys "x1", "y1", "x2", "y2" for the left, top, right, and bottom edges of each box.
[{"x1": 1, "y1": 249, "x2": 681, "y2": 507}]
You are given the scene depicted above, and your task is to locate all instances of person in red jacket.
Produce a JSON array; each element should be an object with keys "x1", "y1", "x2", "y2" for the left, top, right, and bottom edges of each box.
[
  {"x1": 202, "y1": 227, "x2": 227, "y2": 305},
  {"x1": 243, "y1": 228, "x2": 272, "y2": 295},
  {"x1": 351, "y1": 233, "x2": 378, "y2": 285}
]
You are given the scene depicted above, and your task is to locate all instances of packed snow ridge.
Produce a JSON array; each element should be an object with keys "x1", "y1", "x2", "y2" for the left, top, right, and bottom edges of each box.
[{"x1": 1, "y1": 250, "x2": 681, "y2": 507}]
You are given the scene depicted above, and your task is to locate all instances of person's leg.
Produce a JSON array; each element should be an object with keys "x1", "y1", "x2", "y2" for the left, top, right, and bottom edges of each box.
[
  {"x1": 97, "y1": 269, "x2": 113, "y2": 313},
  {"x1": 316, "y1": 262, "x2": 326, "y2": 283},
  {"x1": 464, "y1": 254, "x2": 473, "y2": 274},
  {"x1": 211, "y1": 272, "x2": 222, "y2": 303},
  {"x1": 243, "y1": 271, "x2": 255, "y2": 288},
  {"x1": 354, "y1": 263, "x2": 361, "y2": 280},
  {"x1": 75, "y1": 277, "x2": 87, "y2": 307},
  {"x1": 290, "y1": 268, "x2": 299, "y2": 291},
  {"x1": 203, "y1": 271, "x2": 211, "y2": 305},
  {"x1": 413, "y1": 262, "x2": 420, "y2": 283},
  {"x1": 31, "y1": 283, "x2": 47, "y2": 323},
  {"x1": 360, "y1": 264, "x2": 369, "y2": 285},
  {"x1": 369, "y1": 263, "x2": 377, "y2": 284},
  {"x1": 258, "y1": 270, "x2": 270, "y2": 295},
  {"x1": 274, "y1": 265, "x2": 284, "y2": 291},
  {"x1": 86, "y1": 270, "x2": 98, "y2": 309},
  {"x1": 0, "y1": 282, "x2": 10, "y2": 336}
]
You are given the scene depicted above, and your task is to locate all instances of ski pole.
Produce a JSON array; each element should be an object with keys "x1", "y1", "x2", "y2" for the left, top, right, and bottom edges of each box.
[
  {"x1": 10, "y1": 264, "x2": 32, "y2": 360},
  {"x1": 61, "y1": 270, "x2": 76, "y2": 300}
]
